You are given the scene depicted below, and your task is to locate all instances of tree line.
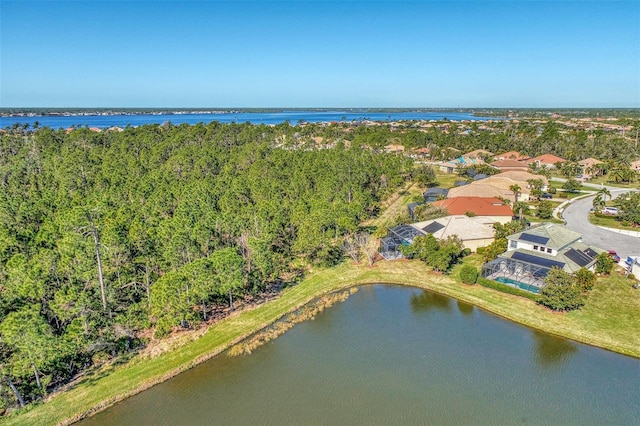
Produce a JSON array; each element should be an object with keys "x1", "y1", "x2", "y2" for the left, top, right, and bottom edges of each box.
[{"x1": 0, "y1": 122, "x2": 410, "y2": 411}]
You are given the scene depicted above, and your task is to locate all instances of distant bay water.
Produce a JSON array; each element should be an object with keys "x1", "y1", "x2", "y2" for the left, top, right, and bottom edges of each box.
[{"x1": 0, "y1": 110, "x2": 497, "y2": 129}]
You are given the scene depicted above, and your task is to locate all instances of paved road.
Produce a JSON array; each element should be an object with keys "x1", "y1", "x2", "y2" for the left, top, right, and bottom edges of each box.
[{"x1": 562, "y1": 189, "x2": 640, "y2": 260}]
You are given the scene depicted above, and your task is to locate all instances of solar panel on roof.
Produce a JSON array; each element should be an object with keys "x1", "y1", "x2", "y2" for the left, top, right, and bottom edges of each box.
[
  {"x1": 564, "y1": 248, "x2": 593, "y2": 267},
  {"x1": 511, "y1": 251, "x2": 565, "y2": 269},
  {"x1": 519, "y1": 233, "x2": 550, "y2": 245},
  {"x1": 584, "y1": 248, "x2": 598, "y2": 258},
  {"x1": 422, "y1": 222, "x2": 445, "y2": 234}
]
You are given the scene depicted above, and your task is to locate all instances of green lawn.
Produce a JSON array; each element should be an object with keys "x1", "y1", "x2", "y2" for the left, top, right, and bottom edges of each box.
[
  {"x1": 7, "y1": 257, "x2": 640, "y2": 426},
  {"x1": 584, "y1": 175, "x2": 639, "y2": 189},
  {"x1": 588, "y1": 212, "x2": 640, "y2": 232},
  {"x1": 433, "y1": 169, "x2": 463, "y2": 189}
]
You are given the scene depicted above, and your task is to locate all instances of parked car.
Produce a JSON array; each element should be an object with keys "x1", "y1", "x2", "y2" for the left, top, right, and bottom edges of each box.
[
  {"x1": 602, "y1": 207, "x2": 619, "y2": 215},
  {"x1": 608, "y1": 250, "x2": 621, "y2": 263},
  {"x1": 541, "y1": 193, "x2": 553, "y2": 199}
]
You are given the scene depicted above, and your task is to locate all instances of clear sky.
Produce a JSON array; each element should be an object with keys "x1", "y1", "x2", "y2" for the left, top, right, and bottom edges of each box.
[{"x1": 1, "y1": 0, "x2": 639, "y2": 108}]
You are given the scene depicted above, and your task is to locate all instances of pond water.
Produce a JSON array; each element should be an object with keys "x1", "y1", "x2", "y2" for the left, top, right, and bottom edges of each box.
[{"x1": 81, "y1": 285, "x2": 640, "y2": 425}]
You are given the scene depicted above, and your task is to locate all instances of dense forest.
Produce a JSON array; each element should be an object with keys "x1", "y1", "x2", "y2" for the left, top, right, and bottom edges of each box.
[
  {"x1": 1, "y1": 116, "x2": 639, "y2": 412},
  {"x1": 0, "y1": 122, "x2": 410, "y2": 410}
]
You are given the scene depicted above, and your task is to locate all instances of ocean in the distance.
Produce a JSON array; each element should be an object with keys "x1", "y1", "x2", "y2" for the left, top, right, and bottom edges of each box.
[{"x1": 1, "y1": 110, "x2": 497, "y2": 129}]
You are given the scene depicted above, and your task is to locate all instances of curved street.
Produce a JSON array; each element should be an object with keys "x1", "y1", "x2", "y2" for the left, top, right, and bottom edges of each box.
[{"x1": 561, "y1": 189, "x2": 640, "y2": 260}]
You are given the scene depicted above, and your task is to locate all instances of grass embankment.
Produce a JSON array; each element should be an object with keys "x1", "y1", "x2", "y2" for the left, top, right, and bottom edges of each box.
[
  {"x1": 588, "y1": 212, "x2": 640, "y2": 232},
  {"x1": 7, "y1": 257, "x2": 640, "y2": 425},
  {"x1": 361, "y1": 182, "x2": 422, "y2": 228}
]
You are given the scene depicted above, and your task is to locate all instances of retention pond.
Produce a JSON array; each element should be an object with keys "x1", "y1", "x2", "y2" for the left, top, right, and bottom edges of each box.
[{"x1": 81, "y1": 284, "x2": 640, "y2": 425}]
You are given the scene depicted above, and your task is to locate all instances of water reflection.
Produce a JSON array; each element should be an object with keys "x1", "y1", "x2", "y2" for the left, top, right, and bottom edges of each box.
[
  {"x1": 80, "y1": 285, "x2": 640, "y2": 426},
  {"x1": 456, "y1": 300, "x2": 474, "y2": 316},
  {"x1": 409, "y1": 290, "x2": 451, "y2": 312},
  {"x1": 531, "y1": 329, "x2": 578, "y2": 370}
]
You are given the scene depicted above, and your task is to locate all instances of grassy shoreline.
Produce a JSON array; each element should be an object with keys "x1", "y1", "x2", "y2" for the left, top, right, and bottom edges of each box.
[{"x1": 5, "y1": 258, "x2": 640, "y2": 425}]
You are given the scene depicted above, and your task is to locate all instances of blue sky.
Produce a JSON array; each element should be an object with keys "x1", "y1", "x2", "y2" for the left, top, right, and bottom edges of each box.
[{"x1": 1, "y1": 1, "x2": 639, "y2": 107}]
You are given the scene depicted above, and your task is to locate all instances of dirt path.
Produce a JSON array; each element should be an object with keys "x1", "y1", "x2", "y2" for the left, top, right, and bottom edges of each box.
[{"x1": 362, "y1": 182, "x2": 421, "y2": 228}]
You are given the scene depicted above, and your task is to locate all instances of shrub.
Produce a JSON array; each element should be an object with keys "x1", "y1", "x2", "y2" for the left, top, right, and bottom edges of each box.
[
  {"x1": 476, "y1": 277, "x2": 538, "y2": 301},
  {"x1": 459, "y1": 265, "x2": 478, "y2": 284},
  {"x1": 574, "y1": 268, "x2": 596, "y2": 291},
  {"x1": 536, "y1": 267, "x2": 584, "y2": 311},
  {"x1": 595, "y1": 252, "x2": 614, "y2": 274}
]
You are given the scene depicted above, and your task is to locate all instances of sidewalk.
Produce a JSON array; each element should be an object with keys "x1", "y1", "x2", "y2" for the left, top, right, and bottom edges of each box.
[{"x1": 596, "y1": 226, "x2": 640, "y2": 238}]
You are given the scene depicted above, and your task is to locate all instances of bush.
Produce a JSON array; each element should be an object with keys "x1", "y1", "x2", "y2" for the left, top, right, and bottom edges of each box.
[
  {"x1": 536, "y1": 267, "x2": 584, "y2": 311},
  {"x1": 595, "y1": 252, "x2": 614, "y2": 274},
  {"x1": 459, "y1": 265, "x2": 478, "y2": 284},
  {"x1": 476, "y1": 277, "x2": 538, "y2": 301},
  {"x1": 574, "y1": 268, "x2": 596, "y2": 291}
]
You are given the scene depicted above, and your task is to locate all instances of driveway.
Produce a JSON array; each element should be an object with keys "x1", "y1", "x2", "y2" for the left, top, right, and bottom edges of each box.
[{"x1": 561, "y1": 189, "x2": 640, "y2": 260}]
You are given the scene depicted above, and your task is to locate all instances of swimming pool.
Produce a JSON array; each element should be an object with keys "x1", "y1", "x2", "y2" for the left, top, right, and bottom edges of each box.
[{"x1": 495, "y1": 276, "x2": 540, "y2": 293}]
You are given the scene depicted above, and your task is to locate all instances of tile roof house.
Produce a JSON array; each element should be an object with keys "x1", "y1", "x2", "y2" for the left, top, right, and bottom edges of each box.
[
  {"x1": 379, "y1": 215, "x2": 501, "y2": 258},
  {"x1": 495, "y1": 151, "x2": 530, "y2": 161},
  {"x1": 431, "y1": 197, "x2": 513, "y2": 223},
  {"x1": 481, "y1": 223, "x2": 603, "y2": 292},
  {"x1": 413, "y1": 215, "x2": 499, "y2": 252},
  {"x1": 385, "y1": 144, "x2": 405, "y2": 153},
  {"x1": 448, "y1": 176, "x2": 533, "y2": 203},
  {"x1": 489, "y1": 159, "x2": 530, "y2": 172},
  {"x1": 526, "y1": 154, "x2": 566, "y2": 169},
  {"x1": 579, "y1": 158, "x2": 604, "y2": 179},
  {"x1": 493, "y1": 171, "x2": 549, "y2": 189},
  {"x1": 463, "y1": 149, "x2": 494, "y2": 159}
]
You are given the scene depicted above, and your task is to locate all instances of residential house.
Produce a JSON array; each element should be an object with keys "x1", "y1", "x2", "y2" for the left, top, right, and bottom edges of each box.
[
  {"x1": 431, "y1": 197, "x2": 513, "y2": 224},
  {"x1": 462, "y1": 149, "x2": 494, "y2": 161},
  {"x1": 526, "y1": 154, "x2": 566, "y2": 169},
  {"x1": 413, "y1": 216, "x2": 499, "y2": 252},
  {"x1": 379, "y1": 215, "x2": 501, "y2": 258},
  {"x1": 489, "y1": 159, "x2": 530, "y2": 172},
  {"x1": 495, "y1": 151, "x2": 530, "y2": 161},
  {"x1": 437, "y1": 156, "x2": 484, "y2": 174},
  {"x1": 448, "y1": 176, "x2": 533, "y2": 203},
  {"x1": 493, "y1": 171, "x2": 549, "y2": 190},
  {"x1": 579, "y1": 158, "x2": 604, "y2": 180},
  {"x1": 411, "y1": 147, "x2": 432, "y2": 159},
  {"x1": 481, "y1": 223, "x2": 603, "y2": 292},
  {"x1": 385, "y1": 144, "x2": 405, "y2": 154}
]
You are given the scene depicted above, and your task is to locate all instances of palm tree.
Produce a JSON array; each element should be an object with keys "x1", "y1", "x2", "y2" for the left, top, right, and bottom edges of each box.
[
  {"x1": 509, "y1": 184, "x2": 521, "y2": 203},
  {"x1": 597, "y1": 187, "x2": 611, "y2": 203},
  {"x1": 593, "y1": 187, "x2": 612, "y2": 212}
]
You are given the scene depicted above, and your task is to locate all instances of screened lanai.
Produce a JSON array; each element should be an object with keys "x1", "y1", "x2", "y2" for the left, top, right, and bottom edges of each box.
[
  {"x1": 379, "y1": 225, "x2": 426, "y2": 259},
  {"x1": 481, "y1": 256, "x2": 551, "y2": 292}
]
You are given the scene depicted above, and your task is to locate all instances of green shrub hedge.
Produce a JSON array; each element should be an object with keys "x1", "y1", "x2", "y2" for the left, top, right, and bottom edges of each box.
[{"x1": 476, "y1": 277, "x2": 538, "y2": 301}]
